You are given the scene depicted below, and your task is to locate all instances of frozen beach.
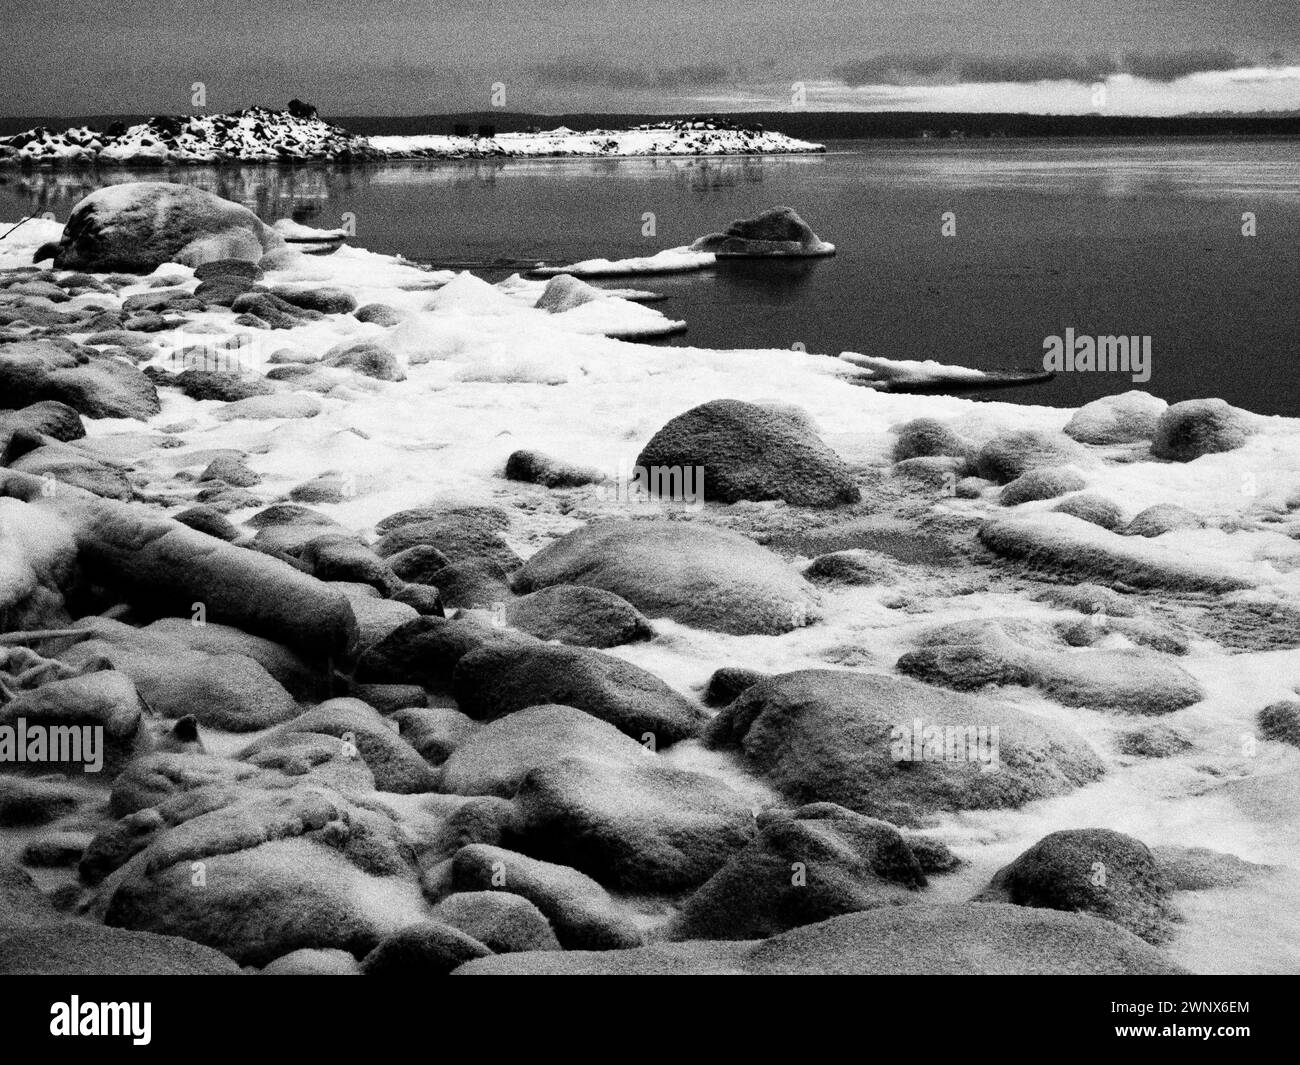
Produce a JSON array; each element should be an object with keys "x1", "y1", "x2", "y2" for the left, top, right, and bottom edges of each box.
[{"x1": 2, "y1": 184, "x2": 1300, "y2": 976}]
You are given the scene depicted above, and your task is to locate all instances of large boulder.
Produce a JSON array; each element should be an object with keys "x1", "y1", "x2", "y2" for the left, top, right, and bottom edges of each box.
[
  {"x1": 239, "y1": 699, "x2": 439, "y2": 793},
  {"x1": 360, "y1": 922, "x2": 491, "y2": 975},
  {"x1": 433, "y1": 892, "x2": 561, "y2": 953},
  {"x1": 896, "y1": 618, "x2": 1203, "y2": 715},
  {"x1": 689, "y1": 207, "x2": 835, "y2": 257},
  {"x1": 0, "y1": 473, "x2": 359, "y2": 658},
  {"x1": 666, "y1": 804, "x2": 926, "y2": 940},
  {"x1": 451, "y1": 642, "x2": 707, "y2": 746},
  {"x1": 97, "y1": 783, "x2": 428, "y2": 966},
  {"x1": 0, "y1": 340, "x2": 160, "y2": 420},
  {"x1": 0, "y1": 400, "x2": 85, "y2": 449},
  {"x1": 109, "y1": 752, "x2": 262, "y2": 818},
  {"x1": 1150, "y1": 399, "x2": 1254, "y2": 461},
  {"x1": 455, "y1": 904, "x2": 1184, "y2": 975},
  {"x1": 741, "y1": 903, "x2": 1186, "y2": 975},
  {"x1": 511, "y1": 519, "x2": 819, "y2": 636},
  {"x1": 635, "y1": 399, "x2": 859, "y2": 506},
  {"x1": 450, "y1": 844, "x2": 643, "y2": 950},
  {"x1": 998, "y1": 466, "x2": 1086, "y2": 506},
  {"x1": 504, "y1": 585, "x2": 652, "y2": 647},
  {"x1": 978, "y1": 512, "x2": 1253, "y2": 593},
  {"x1": 0, "y1": 494, "x2": 80, "y2": 630},
  {"x1": 509, "y1": 756, "x2": 756, "y2": 892},
  {"x1": 0, "y1": 860, "x2": 64, "y2": 925},
  {"x1": 0, "y1": 776, "x2": 89, "y2": 827},
  {"x1": 142, "y1": 617, "x2": 327, "y2": 702},
  {"x1": 36, "y1": 182, "x2": 284, "y2": 272},
  {"x1": 0, "y1": 923, "x2": 241, "y2": 975},
  {"x1": 374, "y1": 507, "x2": 519, "y2": 571},
  {"x1": 707, "y1": 670, "x2": 1104, "y2": 827},
  {"x1": 0, "y1": 669, "x2": 152, "y2": 774},
  {"x1": 60, "y1": 618, "x2": 301, "y2": 733},
  {"x1": 1064, "y1": 391, "x2": 1167, "y2": 444},
  {"x1": 2, "y1": 431, "x2": 133, "y2": 500},
  {"x1": 356, "y1": 614, "x2": 528, "y2": 692},
  {"x1": 891, "y1": 417, "x2": 974, "y2": 463},
  {"x1": 975, "y1": 828, "x2": 1177, "y2": 943},
  {"x1": 439, "y1": 705, "x2": 652, "y2": 797},
  {"x1": 975, "y1": 429, "x2": 1089, "y2": 484},
  {"x1": 1121, "y1": 503, "x2": 1205, "y2": 538},
  {"x1": 321, "y1": 340, "x2": 405, "y2": 382}
]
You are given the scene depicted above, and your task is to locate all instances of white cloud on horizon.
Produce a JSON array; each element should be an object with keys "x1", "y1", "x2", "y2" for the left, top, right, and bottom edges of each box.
[{"x1": 663, "y1": 67, "x2": 1300, "y2": 115}]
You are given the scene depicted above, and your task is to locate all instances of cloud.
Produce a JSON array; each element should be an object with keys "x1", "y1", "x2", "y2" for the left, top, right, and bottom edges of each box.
[
  {"x1": 1123, "y1": 49, "x2": 1243, "y2": 81},
  {"x1": 832, "y1": 49, "x2": 1262, "y2": 87},
  {"x1": 530, "y1": 60, "x2": 741, "y2": 91}
]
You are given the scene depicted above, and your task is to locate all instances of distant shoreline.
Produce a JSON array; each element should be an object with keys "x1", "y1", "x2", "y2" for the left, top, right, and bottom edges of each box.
[{"x1": 0, "y1": 111, "x2": 824, "y2": 166}]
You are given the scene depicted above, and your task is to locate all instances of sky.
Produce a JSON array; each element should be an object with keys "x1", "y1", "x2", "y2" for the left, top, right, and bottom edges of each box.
[{"x1": 2, "y1": 0, "x2": 1298, "y2": 116}]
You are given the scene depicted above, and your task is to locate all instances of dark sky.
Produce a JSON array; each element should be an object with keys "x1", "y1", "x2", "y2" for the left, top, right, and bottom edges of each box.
[{"x1": 3, "y1": 0, "x2": 1297, "y2": 115}]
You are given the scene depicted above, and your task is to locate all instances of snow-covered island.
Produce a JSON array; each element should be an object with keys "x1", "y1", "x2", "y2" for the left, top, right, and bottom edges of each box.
[{"x1": 0, "y1": 107, "x2": 825, "y2": 166}]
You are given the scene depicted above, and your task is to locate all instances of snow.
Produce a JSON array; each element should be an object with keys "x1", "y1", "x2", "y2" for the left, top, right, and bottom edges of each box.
[
  {"x1": 529, "y1": 247, "x2": 716, "y2": 278},
  {"x1": 0, "y1": 108, "x2": 371, "y2": 165},
  {"x1": 369, "y1": 123, "x2": 825, "y2": 160},
  {"x1": 5, "y1": 215, "x2": 1300, "y2": 972},
  {"x1": 839, "y1": 351, "x2": 989, "y2": 384}
]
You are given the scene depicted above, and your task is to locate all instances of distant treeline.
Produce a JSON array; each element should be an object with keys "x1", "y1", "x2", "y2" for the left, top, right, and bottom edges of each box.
[{"x1": 3, "y1": 110, "x2": 1298, "y2": 140}]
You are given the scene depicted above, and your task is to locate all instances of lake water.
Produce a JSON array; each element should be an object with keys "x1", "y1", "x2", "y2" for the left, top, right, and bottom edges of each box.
[{"x1": 3, "y1": 138, "x2": 1297, "y2": 414}]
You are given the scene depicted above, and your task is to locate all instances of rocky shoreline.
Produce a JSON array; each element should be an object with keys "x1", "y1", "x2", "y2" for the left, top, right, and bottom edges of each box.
[
  {"x1": 0, "y1": 108, "x2": 824, "y2": 166},
  {"x1": 1, "y1": 183, "x2": 1298, "y2": 976}
]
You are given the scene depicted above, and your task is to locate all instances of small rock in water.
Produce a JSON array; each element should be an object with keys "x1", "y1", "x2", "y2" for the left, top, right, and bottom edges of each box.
[{"x1": 689, "y1": 206, "x2": 835, "y2": 257}]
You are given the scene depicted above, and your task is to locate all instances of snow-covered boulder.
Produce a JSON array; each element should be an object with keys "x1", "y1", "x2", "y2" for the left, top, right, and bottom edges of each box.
[
  {"x1": 34, "y1": 182, "x2": 284, "y2": 272},
  {"x1": 690, "y1": 206, "x2": 835, "y2": 258}
]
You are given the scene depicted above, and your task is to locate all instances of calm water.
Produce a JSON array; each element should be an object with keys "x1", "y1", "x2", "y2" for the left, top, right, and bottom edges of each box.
[{"x1": 3, "y1": 138, "x2": 1298, "y2": 414}]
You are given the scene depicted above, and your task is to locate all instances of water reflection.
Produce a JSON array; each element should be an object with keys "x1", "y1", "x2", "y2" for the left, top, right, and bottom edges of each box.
[
  {"x1": 0, "y1": 153, "x2": 815, "y2": 221},
  {"x1": 868, "y1": 142, "x2": 1300, "y2": 200}
]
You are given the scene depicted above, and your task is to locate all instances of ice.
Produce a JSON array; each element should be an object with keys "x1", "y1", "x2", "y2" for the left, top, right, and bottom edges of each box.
[{"x1": 529, "y1": 247, "x2": 716, "y2": 278}]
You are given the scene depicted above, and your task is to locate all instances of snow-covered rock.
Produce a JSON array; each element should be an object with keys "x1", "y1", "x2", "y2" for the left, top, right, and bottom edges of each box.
[
  {"x1": 0, "y1": 108, "x2": 374, "y2": 165},
  {"x1": 33, "y1": 182, "x2": 284, "y2": 272}
]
